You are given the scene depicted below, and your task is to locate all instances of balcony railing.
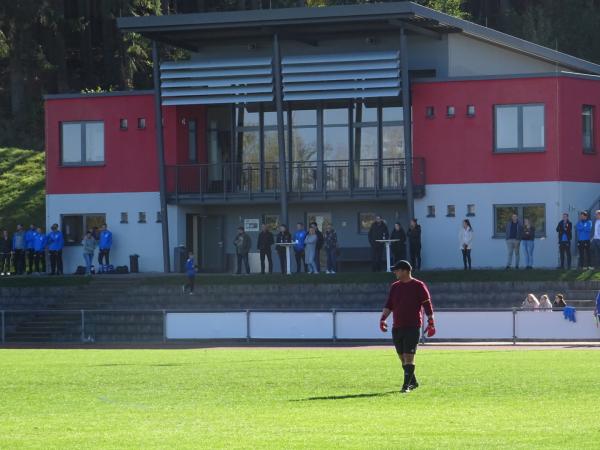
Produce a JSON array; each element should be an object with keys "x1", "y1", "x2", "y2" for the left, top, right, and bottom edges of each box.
[{"x1": 166, "y1": 158, "x2": 425, "y2": 201}]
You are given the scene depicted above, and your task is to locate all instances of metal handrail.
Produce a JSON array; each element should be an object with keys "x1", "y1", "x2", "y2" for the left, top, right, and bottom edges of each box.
[
  {"x1": 166, "y1": 158, "x2": 425, "y2": 197},
  {"x1": 1, "y1": 307, "x2": 597, "y2": 344}
]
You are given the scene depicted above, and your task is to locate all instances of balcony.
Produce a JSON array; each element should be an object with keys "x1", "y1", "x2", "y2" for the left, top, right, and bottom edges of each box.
[{"x1": 166, "y1": 158, "x2": 425, "y2": 204}]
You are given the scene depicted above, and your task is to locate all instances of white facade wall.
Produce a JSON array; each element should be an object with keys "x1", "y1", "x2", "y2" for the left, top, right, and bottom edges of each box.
[
  {"x1": 415, "y1": 181, "x2": 600, "y2": 269},
  {"x1": 448, "y1": 34, "x2": 565, "y2": 77},
  {"x1": 46, "y1": 192, "x2": 164, "y2": 273}
]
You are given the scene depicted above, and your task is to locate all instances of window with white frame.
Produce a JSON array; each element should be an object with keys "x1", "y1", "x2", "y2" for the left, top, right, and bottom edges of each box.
[
  {"x1": 61, "y1": 213, "x2": 106, "y2": 245},
  {"x1": 61, "y1": 121, "x2": 105, "y2": 165},
  {"x1": 494, "y1": 104, "x2": 545, "y2": 152}
]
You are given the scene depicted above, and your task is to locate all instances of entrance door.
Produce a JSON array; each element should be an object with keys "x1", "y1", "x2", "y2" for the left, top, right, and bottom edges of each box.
[{"x1": 187, "y1": 214, "x2": 225, "y2": 272}]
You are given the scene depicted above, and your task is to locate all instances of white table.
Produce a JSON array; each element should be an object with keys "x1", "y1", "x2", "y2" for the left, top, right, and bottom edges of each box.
[
  {"x1": 376, "y1": 239, "x2": 401, "y2": 272},
  {"x1": 276, "y1": 242, "x2": 296, "y2": 275}
]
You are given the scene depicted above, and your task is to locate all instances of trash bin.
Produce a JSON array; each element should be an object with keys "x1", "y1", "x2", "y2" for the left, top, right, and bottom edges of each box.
[
  {"x1": 129, "y1": 254, "x2": 139, "y2": 273},
  {"x1": 174, "y1": 246, "x2": 187, "y2": 273}
]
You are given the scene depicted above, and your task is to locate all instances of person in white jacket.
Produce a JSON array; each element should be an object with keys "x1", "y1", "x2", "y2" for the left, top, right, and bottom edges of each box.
[
  {"x1": 459, "y1": 219, "x2": 473, "y2": 270},
  {"x1": 522, "y1": 293, "x2": 540, "y2": 310},
  {"x1": 538, "y1": 294, "x2": 553, "y2": 311}
]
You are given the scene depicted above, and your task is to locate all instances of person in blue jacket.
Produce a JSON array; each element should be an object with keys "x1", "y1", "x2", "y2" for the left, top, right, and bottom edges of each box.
[
  {"x1": 25, "y1": 224, "x2": 37, "y2": 275},
  {"x1": 182, "y1": 251, "x2": 197, "y2": 295},
  {"x1": 98, "y1": 223, "x2": 113, "y2": 269},
  {"x1": 47, "y1": 223, "x2": 64, "y2": 275},
  {"x1": 33, "y1": 227, "x2": 47, "y2": 274},
  {"x1": 293, "y1": 222, "x2": 307, "y2": 273},
  {"x1": 576, "y1": 211, "x2": 593, "y2": 269}
]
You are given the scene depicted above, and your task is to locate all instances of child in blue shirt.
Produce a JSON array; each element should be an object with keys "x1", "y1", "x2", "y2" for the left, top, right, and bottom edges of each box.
[{"x1": 182, "y1": 252, "x2": 197, "y2": 295}]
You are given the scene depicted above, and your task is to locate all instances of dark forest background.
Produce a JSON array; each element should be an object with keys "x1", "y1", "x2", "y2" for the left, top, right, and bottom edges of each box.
[{"x1": 2, "y1": 0, "x2": 600, "y2": 151}]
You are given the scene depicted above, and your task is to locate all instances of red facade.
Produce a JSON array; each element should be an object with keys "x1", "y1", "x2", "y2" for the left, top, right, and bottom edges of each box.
[
  {"x1": 412, "y1": 76, "x2": 600, "y2": 185},
  {"x1": 45, "y1": 75, "x2": 600, "y2": 196}
]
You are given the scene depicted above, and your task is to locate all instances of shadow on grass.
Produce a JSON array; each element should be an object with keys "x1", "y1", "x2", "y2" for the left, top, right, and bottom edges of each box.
[{"x1": 293, "y1": 390, "x2": 400, "y2": 401}]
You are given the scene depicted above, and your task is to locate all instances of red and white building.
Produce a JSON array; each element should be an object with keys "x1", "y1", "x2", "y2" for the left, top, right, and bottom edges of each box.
[{"x1": 45, "y1": 2, "x2": 600, "y2": 272}]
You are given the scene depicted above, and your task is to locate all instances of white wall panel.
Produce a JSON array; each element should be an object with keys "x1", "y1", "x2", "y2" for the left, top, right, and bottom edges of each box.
[
  {"x1": 166, "y1": 312, "x2": 247, "y2": 339},
  {"x1": 250, "y1": 312, "x2": 333, "y2": 339},
  {"x1": 433, "y1": 311, "x2": 514, "y2": 339},
  {"x1": 516, "y1": 311, "x2": 600, "y2": 340},
  {"x1": 336, "y1": 312, "x2": 390, "y2": 339}
]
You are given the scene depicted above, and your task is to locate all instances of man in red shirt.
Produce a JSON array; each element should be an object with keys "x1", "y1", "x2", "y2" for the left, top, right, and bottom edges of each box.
[{"x1": 380, "y1": 260, "x2": 435, "y2": 393}]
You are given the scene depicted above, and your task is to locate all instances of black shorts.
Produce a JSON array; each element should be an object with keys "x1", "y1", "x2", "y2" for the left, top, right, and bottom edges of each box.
[{"x1": 392, "y1": 327, "x2": 420, "y2": 355}]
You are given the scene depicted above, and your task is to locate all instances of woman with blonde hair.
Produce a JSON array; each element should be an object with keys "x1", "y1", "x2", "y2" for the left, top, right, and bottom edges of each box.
[
  {"x1": 538, "y1": 294, "x2": 553, "y2": 311},
  {"x1": 522, "y1": 293, "x2": 540, "y2": 310}
]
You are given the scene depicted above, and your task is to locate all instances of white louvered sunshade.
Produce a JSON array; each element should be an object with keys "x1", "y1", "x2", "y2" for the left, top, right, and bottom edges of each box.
[
  {"x1": 281, "y1": 51, "x2": 401, "y2": 101},
  {"x1": 160, "y1": 57, "x2": 274, "y2": 105}
]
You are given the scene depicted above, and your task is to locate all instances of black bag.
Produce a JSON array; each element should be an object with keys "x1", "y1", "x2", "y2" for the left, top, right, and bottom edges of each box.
[
  {"x1": 74, "y1": 265, "x2": 86, "y2": 275},
  {"x1": 115, "y1": 265, "x2": 129, "y2": 274}
]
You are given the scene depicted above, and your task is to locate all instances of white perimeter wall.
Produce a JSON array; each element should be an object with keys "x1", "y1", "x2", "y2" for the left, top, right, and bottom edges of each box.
[
  {"x1": 46, "y1": 192, "x2": 164, "y2": 273},
  {"x1": 414, "y1": 181, "x2": 600, "y2": 270},
  {"x1": 166, "y1": 310, "x2": 600, "y2": 341}
]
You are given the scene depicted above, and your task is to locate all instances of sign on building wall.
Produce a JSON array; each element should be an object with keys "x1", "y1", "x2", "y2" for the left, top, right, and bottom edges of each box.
[{"x1": 244, "y1": 218, "x2": 260, "y2": 232}]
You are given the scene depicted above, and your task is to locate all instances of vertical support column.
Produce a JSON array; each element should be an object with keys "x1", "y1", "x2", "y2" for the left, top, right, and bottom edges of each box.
[
  {"x1": 162, "y1": 310, "x2": 167, "y2": 343},
  {"x1": 246, "y1": 310, "x2": 251, "y2": 342},
  {"x1": 272, "y1": 33, "x2": 289, "y2": 227},
  {"x1": 80, "y1": 310, "x2": 85, "y2": 343},
  {"x1": 1, "y1": 310, "x2": 4, "y2": 344},
  {"x1": 399, "y1": 28, "x2": 414, "y2": 222},
  {"x1": 332, "y1": 309, "x2": 337, "y2": 342},
  {"x1": 152, "y1": 40, "x2": 171, "y2": 273},
  {"x1": 512, "y1": 307, "x2": 517, "y2": 345}
]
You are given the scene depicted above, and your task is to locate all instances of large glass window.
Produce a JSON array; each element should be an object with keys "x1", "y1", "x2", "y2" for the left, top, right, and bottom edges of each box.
[
  {"x1": 494, "y1": 104, "x2": 545, "y2": 152},
  {"x1": 493, "y1": 204, "x2": 546, "y2": 238},
  {"x1": 354, "y1": 102, "x2": 378, "y2": 189},
  {"x1": 61, "y1": 121, "x2": 104, "y2": 165},
  {"x1": 291, "y1": 109, "x2": 317, "y2": 192},
  {"x1": 583, "y1": 105, "x2": 595, "y2": 153}
]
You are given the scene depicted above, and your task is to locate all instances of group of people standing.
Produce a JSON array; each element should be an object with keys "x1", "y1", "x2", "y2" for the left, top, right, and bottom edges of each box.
[
  {"x1": 0, "y1": 222, "x2": 114, "y2": 277},
  {"x1": 233, "y1": 222, "x2": 339, "y2": 275},
  {"x1": 0, "y1": 223, "x2": 65, "y2": 276},
  {"x1": 368, "y1": 216, "x2": 422, "y2": 272},
  {"x1": 562, "y1": 209, "x2": 600, "y2": 270}
]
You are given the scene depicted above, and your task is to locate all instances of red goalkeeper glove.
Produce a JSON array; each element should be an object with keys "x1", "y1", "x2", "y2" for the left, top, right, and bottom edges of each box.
[
  {"x1": 425, "y1": 317, "x2": 436, "y2": 337},
  {"x1": 379, "y1": 315, "x2": 388, "y2": 333}
]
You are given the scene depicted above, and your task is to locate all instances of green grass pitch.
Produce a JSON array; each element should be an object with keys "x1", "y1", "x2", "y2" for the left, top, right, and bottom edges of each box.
[{"x1": 1, "y1": 348, "x2": 599, "y2": 449}]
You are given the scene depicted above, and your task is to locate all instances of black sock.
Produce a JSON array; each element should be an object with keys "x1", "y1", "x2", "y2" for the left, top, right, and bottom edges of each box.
[{"x1": 403, "y1": 364, "x2": 415, "y2": 388}]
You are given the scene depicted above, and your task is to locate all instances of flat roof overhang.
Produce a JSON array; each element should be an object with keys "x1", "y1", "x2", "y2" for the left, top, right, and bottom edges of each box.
[
  {"x1": 117, "y1": 2, "x2": 459, "y2": 50},
  {"x1": 117, "y1": 1, "x2": 600, "y2": 76}
]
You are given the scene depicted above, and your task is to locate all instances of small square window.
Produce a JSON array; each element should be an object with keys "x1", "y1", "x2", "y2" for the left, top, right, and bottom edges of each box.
[
  {"x1": 138, "y1": 212, "x2": 147, "y2": 223},
  {"x1": 467, "y1": 105, "x2": 476, "y2": 117},
  {"x1": 447, "y1": 205, "x2": 456, "y2": 217},
  {"x1": 156, "y1": 211, "x2": 162, "y2": 223},
  {"x1": 119, "y1": 119, "x2": 128, "y2": 130},
  {"x1": 120, "y1": 212, "x2": 128, "y2": 224},
  {"x1": 426, "y1": 106, "x2": 435, "y2": 119},
  {"x1": 467, "y1": 204, "x2": 476, "y2": 217},
  {"x1": 446, "y1": 106, "x2": 455, "y2": 118},
  {"x1": 427, "y1": 205, "x2": 436, "y2": 218},
  {"x1": 137, "y1": 118, "x2": 146, "y2": 129}
]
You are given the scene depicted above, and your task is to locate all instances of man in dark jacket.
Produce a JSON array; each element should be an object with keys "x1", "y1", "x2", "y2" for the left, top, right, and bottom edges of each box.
[
  {"x1": 25, "y1": 224, "x2": 37, "y2": 275},
  {"x1": 556, "y1": 213, "x2": 572, "y2": 270},
  {"x1": 310, "y1": 221, "x2": 324, "y2": 273},
  {"x1": 257, "y1": 224, "x2": 274, "y2": 274},
  {"x1": 234, "y1": 226, "x2": 251, "y2": 275},
  {"x1": 368, "y1": 215, "x2": 389, "y2": 272},
  {"x1": 505, "y1": 213, "x2": 522, "y2": 270},
  {"x1": 0, "y1": 230, "x2": 12, "y2": 275}
]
